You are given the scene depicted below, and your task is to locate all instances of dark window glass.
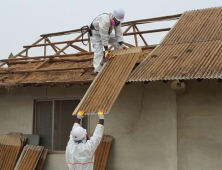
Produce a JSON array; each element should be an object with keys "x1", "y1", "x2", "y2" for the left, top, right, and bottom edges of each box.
[
  {"x1": 34, "y1": 99, "x2": 86, "y2": 151},
  {"x1": 35, "y1": 101, "x2": 53, "y2": 149}
]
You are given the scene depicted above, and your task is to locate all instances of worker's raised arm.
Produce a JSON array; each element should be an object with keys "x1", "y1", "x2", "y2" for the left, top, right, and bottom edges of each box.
[
  {"x1": 86, "y1": 110, "x2": 105, "y2": 152},
  {"x1": 99, "y1": 15, "x2": 111, "y2": 47},
  {"x1": 67, "y1": 111, "x2": 85, "y2": 145}
]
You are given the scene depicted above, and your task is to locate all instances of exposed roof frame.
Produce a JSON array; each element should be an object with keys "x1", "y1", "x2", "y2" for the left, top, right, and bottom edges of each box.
[{"x1": 0, "y1": 13, "x2": 181, "y2": 73}]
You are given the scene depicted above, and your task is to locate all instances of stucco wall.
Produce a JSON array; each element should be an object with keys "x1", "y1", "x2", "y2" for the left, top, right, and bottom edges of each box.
[
  {"x1": 178, "y1": 80, "x2": 222, "y2": 170},
  {"x1": 0, "y1": 82, "x2": 177, "y2": 170},
  {"x1": 105, "y1": 82, "x2": 177, "y2": 170},
  {"x1": 2, "y1": 80, "x2": 222, "y2": 169},
  {"x1": 0, "y1": 85, "x2": 88, "y2": 135}
]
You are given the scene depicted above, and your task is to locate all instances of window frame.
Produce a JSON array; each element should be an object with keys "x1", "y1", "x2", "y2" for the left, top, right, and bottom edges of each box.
[{"x1": 33, "y1": 97, "x2": 89, "y2": 152}]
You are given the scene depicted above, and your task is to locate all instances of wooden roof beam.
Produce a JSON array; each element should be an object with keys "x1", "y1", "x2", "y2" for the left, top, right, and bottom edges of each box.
[
  {"x1": 122, "y1": 14, "x2": 182, "y2": 26},
  {"x1": 0, "y1": 66, "x2": 94, "y2": 74},
  {"x1": 1, "y1": 52, "x2": 94, "y2": 62},
  {"x1": 123, "y1": 28, "x2": 171, "y2": 36},
  {"x1": 23, "y1": 28, "x2": 168, "y2": 49},
  {"x1": 1, "y1": 45, "x2": 156, "y2": 63},
  {"x1": 40, "y1": 14, "x2": 181, "y2": 37},
  {"x1": 23, "y1": 39, "x2": 88, "y2": 48}
]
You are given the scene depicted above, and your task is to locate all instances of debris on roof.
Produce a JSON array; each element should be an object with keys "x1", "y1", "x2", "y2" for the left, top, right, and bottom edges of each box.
[
  {"x1": 73, "y1": 47, "x2": 142, "y2": 115},
  {"x1": 129, "y1": 6, "x2": 222, "y2": 82},
  {"x1": 0, "y1": 48, "x2": 153, "y2": 87},
  {"x1": 14, "y1": 145, "x2": 46, "y2": 170},
  {"x1": 0, "y1": 14, "x2": 180, "y2": 87}
]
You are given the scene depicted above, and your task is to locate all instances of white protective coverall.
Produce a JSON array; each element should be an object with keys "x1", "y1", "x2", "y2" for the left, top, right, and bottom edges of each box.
[
  {"x1": 65, "y1": 123, "x2": 104, "y2": 170},
  {"x1": 90, "y1": 13, "x2": 124, "y2": 72}
]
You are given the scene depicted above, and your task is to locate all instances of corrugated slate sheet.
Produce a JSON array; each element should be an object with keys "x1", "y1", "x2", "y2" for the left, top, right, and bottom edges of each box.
[
  {"x1": 128, "y1": 7, "x2": 222, "y2": 82},
  {"x1": 94, "y1": 135, "x2": 113, "y2": 170},
  {"x1": 73, "y1": 47, "x2": 141, "y2": 115},
  {"x1": 14, "y1": 145, "x2": 44, "y2": 170},
  {"x1": 0, "y1": 134, "x2": 27, "y2": 170}
]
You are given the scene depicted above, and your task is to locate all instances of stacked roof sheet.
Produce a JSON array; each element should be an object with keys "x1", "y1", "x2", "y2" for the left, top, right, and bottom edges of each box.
[
  {"x1": 94, "y1": 135, "x2": 113, "y2": 170},
  {"x1": 35, "y1": 149, "x2": 48, "y2": 170},
  {"x1": 0, "y1": 134, "x2": 48, "y2": 170},
  {"x1": 129, "y1": 7, "x2": 222, "y2": 81},
  {"x1": 0, "y1": 134, "x2": 27, "y2": 170},
  {"x1": 14, "y1": 145, "x2": 45, "y2": 170},
  {"x1": 73, "y1": 47, "x2": 142, "y2": 115}
]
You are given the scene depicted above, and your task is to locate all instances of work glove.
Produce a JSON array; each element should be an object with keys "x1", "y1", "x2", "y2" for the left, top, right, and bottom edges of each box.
[
  {"x1": 103, "y1": 46, "x2": 109, "y2": 59},
  {"x1": 98, "y1": 110, "x2": 105, "y2": 119},
  {"x1": 77, "y1": 110, "x2": 85, "y2": 119},
  {"x1": 121, "y1": 44, "x2": 128, "y2": 50},
  {"x1": 119, "y1": 42, "x2": 127, "y2": 50},
  {"x1": 104, "y1": 50, "x2": 110, "y2": 59}
]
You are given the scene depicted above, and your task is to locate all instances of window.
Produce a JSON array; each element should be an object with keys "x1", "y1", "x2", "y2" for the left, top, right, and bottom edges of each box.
[{"x1": 34, "y1": 99, "x2": 88, "y2": 151}]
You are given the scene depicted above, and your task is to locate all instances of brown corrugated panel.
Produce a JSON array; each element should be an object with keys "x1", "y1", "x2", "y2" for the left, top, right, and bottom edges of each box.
[
  {"x1": 73, "y1": 47, "x2": 141, "y2": 115},
  {"x1": 15, "y1": 145, "x2": 44, "y2": 170},
  {"x1": 0, "y1": 134, "x2": 26, "y2": 170},
  {"x1": 94, "y1": 135, "x2": 113, "y2": 170},
  {"x1": 35, "y1": 149, "x2": 48, "y2": 170},
  {"x1": 128, "y1": 7, "x2": 222, "y2": 82}
]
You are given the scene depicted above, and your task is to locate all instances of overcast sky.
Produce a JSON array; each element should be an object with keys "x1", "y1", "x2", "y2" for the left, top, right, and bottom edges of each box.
[{"x1": 0, "y1": 0, "x2": 222, "y2": 60}]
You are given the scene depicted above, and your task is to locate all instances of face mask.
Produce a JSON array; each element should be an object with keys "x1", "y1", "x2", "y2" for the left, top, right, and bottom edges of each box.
[{"x1": 111, "y1": 19, "x2": 120, "y2": 26}]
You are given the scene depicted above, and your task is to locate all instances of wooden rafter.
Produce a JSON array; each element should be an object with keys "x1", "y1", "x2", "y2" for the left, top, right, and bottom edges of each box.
[
  {"x1": 0, "y1": 37, "x2": 44, "y2": 67},
  {"x1": 45, "y1": 39, "x2": 58, "y2": 53},
  {"x1": 33, "y1": 30, "x2": 88, "y2": 70},
  {"x1": 6, "y1": 57, "x2": 93, "y2": 65},
  {"x1": 133, "y1": 24, "x2": 138, "y2": 47},
  {"x1": 55, "y1": 46, "x2": 67, "y2": 54},
  {"x1": 44, "y1": 39, "x2": 47, "y2": 56},
  {"x1": 123, "y1": 24, "x2": 133, "y2": 34},
  {"x1": 23, "y1": 39, "x2": 88, "y2": 48},
  {"x1": 39, "y1": 14, "x2": 181, "y2": 37},
  {"x1": 124, "y1": 28, "x2": 171, "y2": 36},
  {"x1": 70, "y1": 45, "x2": 87, "y2": 52},
  {"x1": 135, "y1": 25, "x2": 148, "y2": 46},
  {"x1": 0, "y1": 66, "x2": 94, "y2": 74}
]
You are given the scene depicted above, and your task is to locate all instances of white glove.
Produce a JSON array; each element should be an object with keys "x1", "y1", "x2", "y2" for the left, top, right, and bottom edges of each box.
[
  {"x1": 77, "y1": 110, "x2": 85, "y2": 119},
  {"x1": 121, "y1": 44, "x2": 127, "y2": 50},
  {"x1": 98, "y1": 110, "x2": 104, "y2": 119}
]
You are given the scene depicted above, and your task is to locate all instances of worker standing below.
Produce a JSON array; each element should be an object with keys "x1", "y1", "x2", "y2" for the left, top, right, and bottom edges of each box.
[
  {"x1": 65, "y1": 110, "x2": 104, "y2": 170},
  {"x1": 89, "y1": 7, "x2": 128, "y2": 73}
]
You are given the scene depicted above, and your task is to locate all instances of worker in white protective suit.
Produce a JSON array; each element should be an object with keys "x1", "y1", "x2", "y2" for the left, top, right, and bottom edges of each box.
[
  {"x1": 65, "y1": 110, "x2": 105, "y2": 170},
  {"x1": 89, "y1": 7, "x2": 128, "y2": 73}
]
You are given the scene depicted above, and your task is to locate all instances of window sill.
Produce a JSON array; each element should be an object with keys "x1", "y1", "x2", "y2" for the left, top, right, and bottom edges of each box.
[{"x1": 48, "y1": 150, "x2": 65, "y2": 154}]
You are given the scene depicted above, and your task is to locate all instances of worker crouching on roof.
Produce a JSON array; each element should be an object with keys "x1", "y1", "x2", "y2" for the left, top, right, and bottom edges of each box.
[
  {"x1": 89, "y1": 7, "x2": 128, "y2": 73},
  {"x1": 65, "y1": 110, "x2": 104, "y2": 170}
]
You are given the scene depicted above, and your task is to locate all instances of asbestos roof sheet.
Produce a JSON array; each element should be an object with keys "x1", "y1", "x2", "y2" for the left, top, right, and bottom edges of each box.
[
  {"x1": 73, "y1": 47, "x2": 141, "y2": 115},
  {"x1": 0, "y1": 134, "x2": 27, "y2": 170},
  {"x1": 128, "y1": 7, "x2": 222, "y2": 82}
]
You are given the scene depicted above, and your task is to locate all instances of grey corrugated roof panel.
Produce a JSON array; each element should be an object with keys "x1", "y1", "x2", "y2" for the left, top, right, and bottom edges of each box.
[
  {"x1": 73, "y1": 47, "x2": 142, "y2": 115},
  {"x1": 128, "y1": 7, "x2": 222, "y2": 82}
]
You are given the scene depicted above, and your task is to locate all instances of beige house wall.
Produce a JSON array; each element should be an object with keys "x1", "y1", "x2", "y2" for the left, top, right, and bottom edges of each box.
[
  {"x1": 0, "y1": 80, "x2": 221, "y2": 170},
  {"x1": 177, "y1": 80, "x2": 222, "y2": 170}
]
